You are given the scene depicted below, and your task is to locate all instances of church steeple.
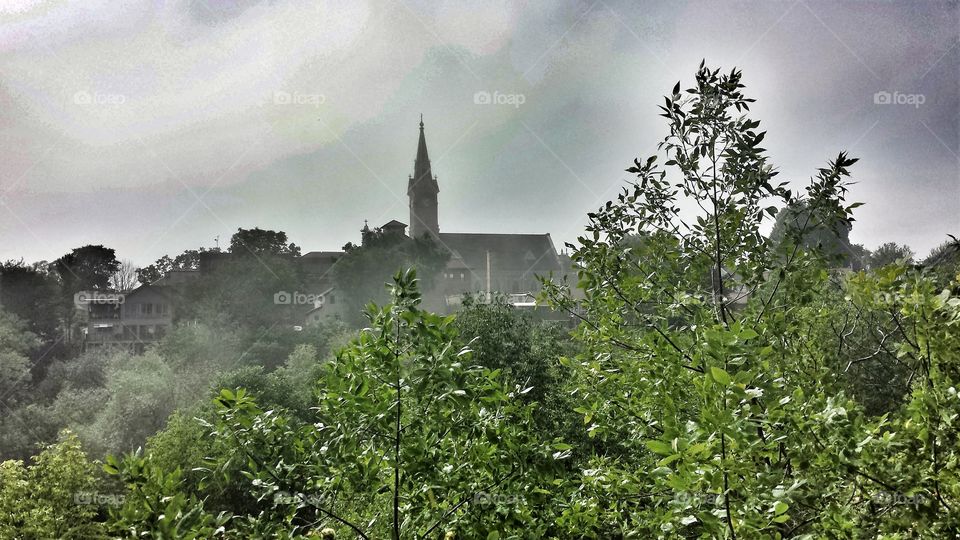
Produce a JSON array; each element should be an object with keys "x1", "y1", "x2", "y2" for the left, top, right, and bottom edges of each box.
[{"x1": 408, "y1": 115, "x2": 439, "y2": 238}]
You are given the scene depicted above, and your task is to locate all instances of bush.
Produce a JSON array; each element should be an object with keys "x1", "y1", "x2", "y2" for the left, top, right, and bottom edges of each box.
[{"x1": 0, "y1": 431, "x2": 107, "y2": 539}]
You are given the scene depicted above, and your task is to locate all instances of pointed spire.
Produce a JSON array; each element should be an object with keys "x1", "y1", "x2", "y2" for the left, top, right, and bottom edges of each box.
[
  {"x1": 410, "y1": 116, "x2": 438, "y2": 195},
  {"x1": 408, "y1": 116, "x2": 440, "y2": 238}
]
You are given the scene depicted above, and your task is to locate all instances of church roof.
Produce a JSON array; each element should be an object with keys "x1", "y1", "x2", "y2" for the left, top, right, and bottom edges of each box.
[
  {"x1": 381, "y1": 219, "x2": 407, "y2": 229},
  {"x1": 437, "y1": 233, "x2": 562, "y2": 274},
  {"x1": 408, "y1": 117, "x2": 439, "y2": 195}
]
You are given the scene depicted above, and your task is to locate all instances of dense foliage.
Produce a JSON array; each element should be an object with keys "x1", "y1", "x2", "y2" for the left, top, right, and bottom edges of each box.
[
  {"x1": 106, "y1": 270, "x2": 567, "y2": 539},
  {"x1": 0, "y1": 64, "x2": 957, "y2": 538},
  {"x1": 538, "y1": 62, "x2": 959, "y2": 537}
]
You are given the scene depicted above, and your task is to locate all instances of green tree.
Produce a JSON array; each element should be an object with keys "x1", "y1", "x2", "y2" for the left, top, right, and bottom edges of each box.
[
  {"x1": 454, "y1": 295, "x2": 580, "y2": 442},
  {"x1": 333, "y1": 230, "x2": 448, "y2": 325},
  {"x1": 868, "y1": 242, "x2": 914, "y2": 268},
  {"x1": 50, "y1": 245, "x2": 121, "y2": 344},
  {"x1": 104, "y1": 449, "x2": 229, "y2": 539},
  {"x1": 0, "y1": 260, "x2": 61, "y2": 340},
  {"x1": 74, "y1": 351, "x2": 177, "y2": 458},
  {"x1": 133, "y1": 341, "x2": 342, "y2": 516},
  {"x1": 770, "y1": 200, "x2": 867, "y2": 269},
  {"x1": 0, "y1": 431, "x2": 107, "y2": 539},
  {"x1": 136, "y1": 248, "x2": 215, "y2": 285},
  {"x1": 922, "y1": 236, "x2": 960, "y2": 289},
  {"x1": 229, "y1": 227, "x2": 301, "y2": 257},
  {"x1": 543, "y1": 62, "x2": 956, "y2": 537},
  {"x1": 176, "y1": 238, "x2": 304, "y2": 331},
  {"x1": 50, "y1": 245, "x2": 120, "y2": 292},
  {"x1": 110, "y1": 270, "x2": 565, "y2": 538},
  {"x1": 0, "y1": 309, "x2": 39, "y2": 407}
]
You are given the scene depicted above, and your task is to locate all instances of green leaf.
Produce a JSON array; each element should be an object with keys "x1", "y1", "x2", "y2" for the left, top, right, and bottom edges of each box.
[
  {"x1": 658, "y1": 453, "x2": 682, "y2": 467},
  {"x1": 646, "y1": 440, "x2": 674, "y2": 456},
  {"x1": 710, "y1": 366, "x2": 731, "y2": 386}
]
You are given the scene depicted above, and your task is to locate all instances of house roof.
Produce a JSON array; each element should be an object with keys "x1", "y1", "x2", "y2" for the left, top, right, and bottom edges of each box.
[
  {"x1": 152, "y1": 270, "x2": 200, "y2": 287},
  {"x1": 300, "y1": 251, "x2": 344, "y2": 259},
  {"x1": 123, "y1": 284, "x2": 171, "y2": 301},
  {"x1": 446, "y1": 255, "x2": 470, "y2": 270},
  {"x1": 437, "y1": 233, "x2": 561, "y2": 274}
]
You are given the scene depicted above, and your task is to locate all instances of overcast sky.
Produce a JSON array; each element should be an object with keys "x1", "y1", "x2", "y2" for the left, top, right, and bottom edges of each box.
[{"x1": 1, "y1": 0, "x2": 957, "y2": 267}]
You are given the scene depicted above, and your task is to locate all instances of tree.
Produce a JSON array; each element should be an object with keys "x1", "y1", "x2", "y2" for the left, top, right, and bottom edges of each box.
[
  {"x1": 770, "y1": 200, "x2": 867, "y2": 269},
  {"x1": 105, "y1": 449, "x2": 229, "y2": 538},
  {"x1": 542, "y1": 62, "x2": 957, "y2": 536},
  {"x1": 867, "y1": 242, "x2": 914, "y2": 268},
  {"x1": 0, "y1": 431, "x2": 106, "y2": 539},
  {"x1": 74, "y1": 350, "x2": 177, "y2": 458},
  {"x1": 922, "y1": 236, "x2": 960, "y2": 289},
  {"x1": 0, "y1": 309, "x2": 39, "y2": 407},
  {"x1": 454, "y1": 295, "x2": 580, "y2": 442},
  {"x1": 333, "y1": 230, "x2": 448, "y2": 324},
  {"x1": 50, "y1": 245, "x2": 121, "y2": 343},
  {"x1": 136, "y1": 248, "x2": 213, "y2": 284},
  {"x1": 156, "y1": 230, "x2": 306, "y2": 329},
  {"x1": 229, "y1": 227, "x2": 301, "y2": 258},
  {"x1": 50, "y1": 245, "x2": 120, "y2": 292},
  {"x1": 0, "y1": 260, "x2": 61, "y2": 340},
  {"x1": 179, "y1": 254, "x2": 305, "y2": 330},
  {"x1": 108, "y1": 270, "x2": 565, "y2": 538},
  {"x1": 108, "y1": 259, "x2": 139, "y2": 291}
]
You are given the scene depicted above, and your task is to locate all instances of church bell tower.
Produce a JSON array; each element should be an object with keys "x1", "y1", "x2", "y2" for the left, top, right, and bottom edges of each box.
[{"x1": 408, "y1": 116, "x2": 439, "y2": 238}]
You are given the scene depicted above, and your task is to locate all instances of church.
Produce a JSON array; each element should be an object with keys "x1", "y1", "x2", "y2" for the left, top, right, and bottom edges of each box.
[
  {"x1": 79, "y1": 118, "x2": 572, "y2": 347},
  {"x1": 405, "y1": 117, "x2": 566, "y2": 301},
  {"x1": 304, "y1": 118, "x2": 568, "y2": 321}
]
